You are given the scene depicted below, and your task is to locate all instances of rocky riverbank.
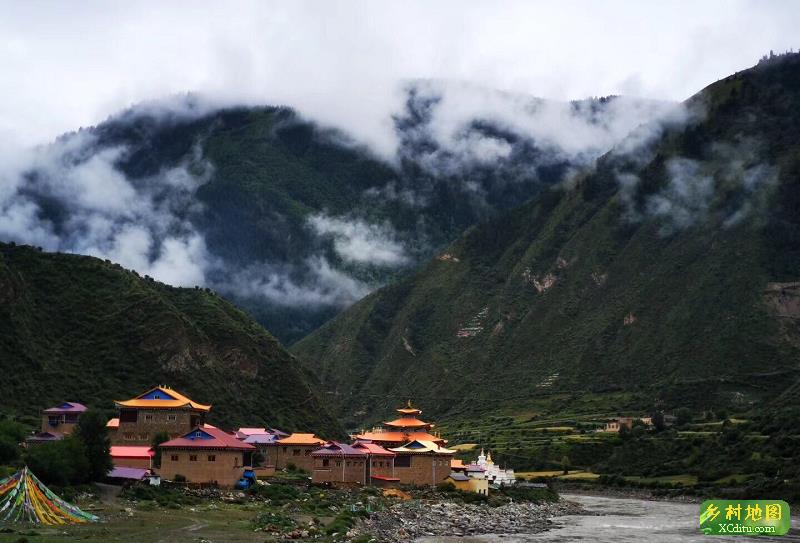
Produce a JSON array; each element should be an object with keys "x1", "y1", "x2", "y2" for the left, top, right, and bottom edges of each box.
[{"x1": 350, "y1": 499, "x2": 583, "y2": 542}]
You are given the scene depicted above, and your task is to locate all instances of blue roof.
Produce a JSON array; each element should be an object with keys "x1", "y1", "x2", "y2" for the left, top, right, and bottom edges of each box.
[{"x1": 447, "y1": 472, "x2": 470, "y2": 481}]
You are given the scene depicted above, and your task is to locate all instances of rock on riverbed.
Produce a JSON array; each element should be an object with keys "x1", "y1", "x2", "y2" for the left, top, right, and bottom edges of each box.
[{"x1": 350, "y1": 499, "x2": 583, "y2": 542}]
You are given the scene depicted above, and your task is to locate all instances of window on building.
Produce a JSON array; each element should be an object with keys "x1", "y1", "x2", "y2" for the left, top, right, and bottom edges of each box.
[
  {"x1": 322, "y1": 459, "x2": 329, "y2": 467},
  {"x1": 140, "y1": 433, "x2": 148, "y2": 440},
  {"x1": 189, "y1": 455, "x2": 197, "y2": 462},
  {"x1": 170, "y1": 455, "x2": 179, "y2": 462},
  {"x1": 346, "y1": 461, "x2": 350, "y2": 467},
  {"x1": 167, "y1": 414, "x2": 177, "y2": 422},
  {"x1": 120, "y1": 410, "x2": 138, "y2": 423},
  {"x1": 144, "y1": 414, "x2": 153, "y2": 421},
  {"x1": 234, "y1": 457, "x2": 239, "y2": 467},
  {"x1": 292, "y1": 449, "x2": 301, "y2": 456},
  {"x1": 207, "y1": 455, "x2": 216, "y2": 462},
  {"x1": 372, "y1": 461, "x2": 376, "y2": 467},
  {"x1": 124, "y1": 432, "x2": 134, "y2": 440},
  {"x1": 305, "y1": 449, "x2": 311, "y2": 456},
  {"x1": 335, "y1": 460, "x2": 341, "y2": 467},
  {"x1": 394, "y1": 455, "x2": 411, "y2": 468},
  {"x1": 283, "y1": 447, "x2": 287, "y2": 453}
]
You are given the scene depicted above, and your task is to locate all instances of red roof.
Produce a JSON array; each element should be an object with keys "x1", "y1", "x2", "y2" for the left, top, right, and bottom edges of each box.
[
  {"x1": 110, "y1": 446, "x2": 154, "y2": 458},
  {"x1": 160, "y1": 426, "x2": 255, "y2": 451},
  {"x1": 371, "y1": 475, "x2": 400, "y2": 481}
]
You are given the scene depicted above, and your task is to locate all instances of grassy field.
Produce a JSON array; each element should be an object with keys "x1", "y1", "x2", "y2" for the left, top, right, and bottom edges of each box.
[{"x1": 0, "y1": 504, "x2": 270, "y2": 543}]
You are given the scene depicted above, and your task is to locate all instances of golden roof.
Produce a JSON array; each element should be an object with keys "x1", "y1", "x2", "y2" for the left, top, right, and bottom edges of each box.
[
  {"x1": 114, "y1": 386, "x2": 211, "y2": 412},
  {"x1": 276, "y1": 433, "x2": 326, "y2": 445}
]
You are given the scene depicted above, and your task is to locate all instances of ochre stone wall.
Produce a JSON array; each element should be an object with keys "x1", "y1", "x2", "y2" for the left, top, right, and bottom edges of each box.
[
  {"x1": 111, "y1": 456, "x2": 152, "y2": 470},
  {"x1": 41, "y1": 415, "x2": 80, "y2": 435},
  {"x1": 311, "y1": 456, "x2": 368, "y2": 484},
  {"x1": 393, "y1": 454, "x2": 452, "y2": 486},
  {"x1": 158, "y1": 449, "x2": 245, "y2": 487},
  {"x1": 369, "y1": 457, "x2": 396, "y2": 480},
  {"x1": 275, "y1": 444, "x2": 318, "y2": 472},
  {"x1": 113, "y1": 409, "x2": 204, "y2": 445}
]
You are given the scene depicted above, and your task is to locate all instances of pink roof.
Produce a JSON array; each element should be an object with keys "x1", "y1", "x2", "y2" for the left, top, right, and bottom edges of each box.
[
  {"x1": 43, "y1": 402, "x2": 87, "y2": 414},
  {"x1": 353, "y1": 441, "x2": 396, "y2": 456},
  {"x1": 111, "y1": 446, "x2": 154, "y2": 458},
  {"x1": 160, "y1": 426, "x2": 255, "y2": 451},
  {"x1": 106, "y1": 418, "x2": 120, "y2": 428},
  {"x1": 236, "y1": 427, "x2": 267, "y2": 435}
]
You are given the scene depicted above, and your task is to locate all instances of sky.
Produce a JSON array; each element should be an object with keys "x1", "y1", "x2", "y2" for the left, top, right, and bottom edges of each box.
[{"x1": 1, "y1": 0, "x2": 799, "y2": 153}]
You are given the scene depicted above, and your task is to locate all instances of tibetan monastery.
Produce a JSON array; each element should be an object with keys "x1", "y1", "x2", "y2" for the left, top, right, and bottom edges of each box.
[
  {"x1": 355, "y1": 400, "x2": 446, "y2": 448},
  {"x1": 110, "y1": 386, "x2": 211, "y2": 446}
]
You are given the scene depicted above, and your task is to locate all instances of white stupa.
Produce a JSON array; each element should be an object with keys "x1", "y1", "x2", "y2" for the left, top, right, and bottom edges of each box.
[{"x1": 468, "y1": 448, "x2": 516, "y2": 486}]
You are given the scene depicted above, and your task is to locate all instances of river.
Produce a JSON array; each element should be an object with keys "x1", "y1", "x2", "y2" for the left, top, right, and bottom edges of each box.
[{"x1": 419, "y1": 494, "x2": 798, "y2": 542}]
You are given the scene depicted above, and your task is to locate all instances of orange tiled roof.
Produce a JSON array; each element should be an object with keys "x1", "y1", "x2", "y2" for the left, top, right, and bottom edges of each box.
[
  {"x1": 451, "y1": 459, "x2": 466, "y2": 469},
  {"x1": 354, "y1": 430, "x2": 443, "y2": 443},
  {"x1": 114, "y1": 386, "x2": 211, "y2": 412},
  {"x1": 384, "y1": 417, "x2": 431, "y2": 428},
  {"x1": 396, "y1": 407, "x2": 422, "y2": 415},
  {"x1": 276, "y1": 433, "x2": 326, "y2": 446}
]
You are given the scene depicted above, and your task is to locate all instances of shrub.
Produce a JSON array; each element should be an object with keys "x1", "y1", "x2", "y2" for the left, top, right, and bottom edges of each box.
[{"x1": 25, "y1": 438, "x2": 90, "y2": 486}]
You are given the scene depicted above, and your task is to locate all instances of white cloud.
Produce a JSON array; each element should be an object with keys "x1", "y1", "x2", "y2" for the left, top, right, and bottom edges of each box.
[
  {"x1": 224, "y1": 256, "x2": 371, "y2": 308},
  {"x1": 0, "y1": 131, "x2": 212, "y2": 287},
  {"x1": 308, "y1": 213, "x2": 409, "y2": 266},
  {"x1": 1, "y1": 1, "x2": 798, "y2": 157}
]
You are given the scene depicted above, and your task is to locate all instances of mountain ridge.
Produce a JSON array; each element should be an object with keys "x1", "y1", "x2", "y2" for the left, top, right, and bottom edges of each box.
[
  {"x1": 0, "y1": 241, "x2": 341, "y2": 435},
  {"x1": 292, "y1": 54, "x2": 800, "y2": 426}
]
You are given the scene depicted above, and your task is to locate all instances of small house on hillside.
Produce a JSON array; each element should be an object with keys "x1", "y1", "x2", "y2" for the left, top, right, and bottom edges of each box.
[
  {"x1": 158, "y1": 426, "x2": 255, "y2": 487},
  {"x1": 603, "y1": 416, "x2": 653, "y2": 432},
  {"x1": 41, "y1": 402, "x2": 86, "y2": 435},
  {"x1": 275, "y1": 433, "x2": 326, "y2": 472}
]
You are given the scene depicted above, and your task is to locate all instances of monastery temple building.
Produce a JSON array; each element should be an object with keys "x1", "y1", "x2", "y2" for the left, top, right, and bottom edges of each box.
[{"x1": 31, "y1": 390, "x2": 484, "y2": 490}]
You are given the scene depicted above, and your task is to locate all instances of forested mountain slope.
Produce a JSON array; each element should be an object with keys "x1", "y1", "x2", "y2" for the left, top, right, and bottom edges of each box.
[
  {"x1": 0, "y1": 242, "x2": 341, "y2": 434},
  {"x1": 293, "y1": 54, "x2": 800, "y2": 426}
]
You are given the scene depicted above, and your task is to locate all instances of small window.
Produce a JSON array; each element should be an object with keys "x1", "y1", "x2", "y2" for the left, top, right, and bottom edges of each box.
[
  {"x1": 140, "y1": 433, "x2": 148, "y2": 440},
  {"x1": 322, "y1": 458, "x2": 330, "y2": 467},
  {"x1": 124, "y1": 432, "x2": 134, "y2": 440},
  {"x1": 335, "y1": 460, "x2": 341, "y2": 467},
  {"x1": 189, "y1": 455, "x2": 197, "y2": 462},
  {"x1": 283, "y1": 447, "x2": 287, "y2": 453},
  {"x1": 207, "y1": 455, "x2": 216, "y2": 462},
  {"x1": 167, "y1": 414, "x2": 177, "y2": 422},
  {"x1": 144, "y1": 414, "x2": 153, "y2": 421},
  {"x1": 305, "y1": 449, "x2": 311, "y2": 456},
  {"x1": 234, "y1": 456, "x2": 239, "y2": 467},
  {"x1": 346, "y1": 461, "x2": 350, "y2": 467},
  {"x1": 292, "y1": 449, "x2": 301, "y2": 456},
  {"x1": 372, "y1": 461, "x2": 376, "y2": 467},
  {"x1": 170, "y1": 455, "x2": 179, "y2": 462}
]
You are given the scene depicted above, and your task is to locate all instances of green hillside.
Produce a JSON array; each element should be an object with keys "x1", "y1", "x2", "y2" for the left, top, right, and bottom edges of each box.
[
  {"x1": 293, "y1": 54, "x2": 800, "y2": 427},
  {"x1": 0, "y1": 242, "x2": 341, "y2": 435}
]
